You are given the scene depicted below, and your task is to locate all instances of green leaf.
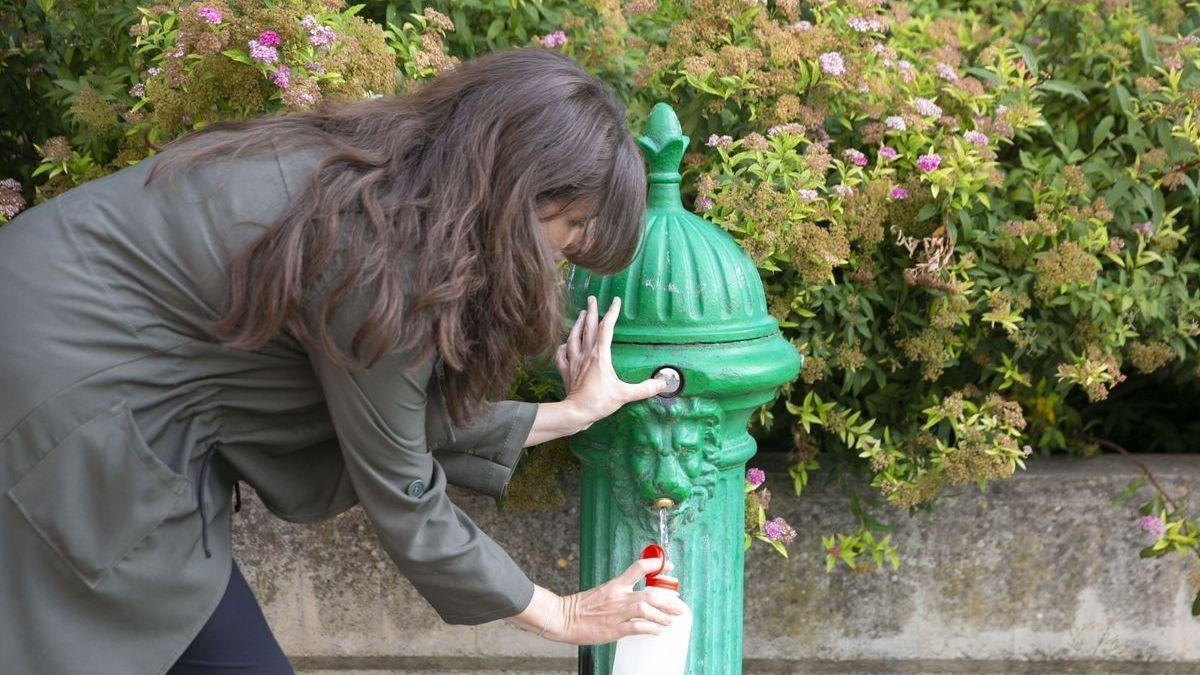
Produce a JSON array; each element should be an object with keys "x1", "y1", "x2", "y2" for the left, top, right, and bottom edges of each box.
[
  {"x1": 1113, "y1": 84, "x2": 1133, "y2": 115},
  {"x1": 486, "y1": 17, "x2": 504, "y2": 41},
  {"x1": 1092, "y1": 116, "x2": 1114, "y2": 149},
  {"x1": 1039, "y1": 79, "x2": 1088, "y2": 103},
  {"x1": 221, "y1": 49, "x2": 253, "y2": 65},
  {"x1": 1193, "y1": 589, "x2": 1200, "y2": 617},
  {"x1": 1014, "y1": 43, "x2": 1038, "y2": 78},
  {"x1": 1111, "y1": 476, "x2": 1146, "y2": 504},
  {"x1": 1138, "y1": 26, "x2": 1157, "y2": 66}
]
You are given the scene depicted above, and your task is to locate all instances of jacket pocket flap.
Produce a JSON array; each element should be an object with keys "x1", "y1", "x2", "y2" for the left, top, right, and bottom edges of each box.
[{"x1": 6, "y1": 401, "x2": 190, "y2": 589}]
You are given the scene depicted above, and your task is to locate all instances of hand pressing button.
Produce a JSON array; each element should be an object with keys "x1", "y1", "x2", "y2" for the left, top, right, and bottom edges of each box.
[{"x1": 406, "y1": 479, "x2": 426, "y2": 498}]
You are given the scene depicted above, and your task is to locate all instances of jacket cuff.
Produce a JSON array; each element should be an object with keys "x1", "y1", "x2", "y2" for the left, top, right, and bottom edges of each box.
[
  {"x1": 432, "y1": 400, "x2": 539, "y2": 499},
  {"x1": 435, "y1": 568, "x2": 536, "y2": 625}
]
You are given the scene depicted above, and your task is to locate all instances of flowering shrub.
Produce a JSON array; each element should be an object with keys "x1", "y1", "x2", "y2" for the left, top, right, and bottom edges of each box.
[
  {"x1": 564, "y1": 0, "x2": 1200, "y2": 592},
  {"x1": 745, "y1": 466, "x2": 802, "y2": 558},
  {"x1": 382, "y1": 6, "x2": 459, "y2": 85},
  {"x1": 133, "y1": 1, "x2": 395, "y2": 137},
  {"x1": 3, "y1": 0, "x2": 1199, "y2": 609}
]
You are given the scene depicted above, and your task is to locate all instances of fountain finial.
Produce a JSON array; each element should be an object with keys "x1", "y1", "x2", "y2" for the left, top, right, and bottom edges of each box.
[{"x1": 635, "y1": 102, "x2": 689, "y2": 209}]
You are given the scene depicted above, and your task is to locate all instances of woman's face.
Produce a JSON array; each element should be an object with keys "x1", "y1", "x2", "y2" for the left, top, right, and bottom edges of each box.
[{"x1": 536, "y1": 199, "x2": 592, "y2": 263}]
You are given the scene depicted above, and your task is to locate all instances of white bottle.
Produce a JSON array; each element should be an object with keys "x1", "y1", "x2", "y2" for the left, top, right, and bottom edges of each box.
[{"x1": 611, "y1": 571, "x2": 692, "y2": 675}]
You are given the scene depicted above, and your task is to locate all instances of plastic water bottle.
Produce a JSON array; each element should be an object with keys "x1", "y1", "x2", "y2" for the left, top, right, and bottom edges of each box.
[{"x1": 611, "y1": 544, "x2": 692, "y2": 675}]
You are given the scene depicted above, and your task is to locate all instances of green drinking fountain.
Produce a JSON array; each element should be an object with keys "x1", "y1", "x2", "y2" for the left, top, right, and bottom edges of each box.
[{"x1": 555, "y1": 102, "x2": 802, "y2": 673}]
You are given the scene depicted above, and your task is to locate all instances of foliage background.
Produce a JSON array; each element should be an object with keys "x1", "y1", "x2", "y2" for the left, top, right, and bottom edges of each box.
[{"x1": 1, "y1": 0, "x2": 1198, "y2": 605}]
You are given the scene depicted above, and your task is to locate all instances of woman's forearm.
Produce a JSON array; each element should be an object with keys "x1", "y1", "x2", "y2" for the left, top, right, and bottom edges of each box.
[
  {"x1": 504, "y1": 583, "x2": 568, "y2": 641},
  {"x1": 523, "y1": 400, "x2": 593, "y2": 447}
]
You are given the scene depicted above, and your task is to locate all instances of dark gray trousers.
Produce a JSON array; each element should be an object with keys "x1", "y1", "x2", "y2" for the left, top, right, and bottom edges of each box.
[{"x1": 168, "y1": 558, "x2": 293, "y2": 674}]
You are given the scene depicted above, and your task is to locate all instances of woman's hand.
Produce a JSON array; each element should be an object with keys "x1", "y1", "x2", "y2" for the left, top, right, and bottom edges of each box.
[
  {"x1": 547, "y1": 557, "x2": 685, "y2": 645},
  {"x1": 554, "y1": 295, "x2": 666, "y2": 428}
]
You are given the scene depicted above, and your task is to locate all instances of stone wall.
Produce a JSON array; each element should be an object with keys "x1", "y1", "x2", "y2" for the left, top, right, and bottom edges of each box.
[{"x1": 230, "y1": 453, "x2": 1200, "y2": 674}]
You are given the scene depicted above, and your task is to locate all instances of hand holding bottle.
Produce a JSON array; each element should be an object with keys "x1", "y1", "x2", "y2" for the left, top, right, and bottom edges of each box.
[{"x1": 535, "y1": 555, "x2": 685, "y2": 645}]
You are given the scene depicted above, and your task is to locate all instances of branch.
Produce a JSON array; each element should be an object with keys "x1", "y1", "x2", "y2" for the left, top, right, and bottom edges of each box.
[{"x1": 1081, "y1": 434, "x2": 1190, "y2": 536}]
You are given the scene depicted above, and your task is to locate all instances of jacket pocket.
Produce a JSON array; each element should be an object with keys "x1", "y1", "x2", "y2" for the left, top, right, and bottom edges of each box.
[{"x1": 6, "y1": 400, "x2": 191, "y2": 589}]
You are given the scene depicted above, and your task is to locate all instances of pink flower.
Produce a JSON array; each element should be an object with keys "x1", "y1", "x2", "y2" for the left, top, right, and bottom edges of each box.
[
  {"x1": 763, "y1": 517, "x2": 797, "y2": 543},
  {"x1": 842, "y1": 148, "x2": 867, "y2": 167},
  {"x1": 0, "y1": 178, "x2": 26, "y2": 219},
  {"x1": 833, "y1": 184, "x2": 853, "y2": 197},
  {"x1": 796, "y1": 188, "x2": 819, "y2": 201},
  {"x1": 916, "y1": 153, "x2": 941, "y2": 172},
  {"x1": 885, "y1": 115, "x2": 906, "y2": 131},
  {"x1": 767, "y1": 123, "x2": 804, "y2": 136},
  {"x1": 257, "y1": 30, "x2": 281, "y2": 47},
  {"x1": 1138, "y1": 515, "x2": 1166, "y2": 538},
  {"x1": 248, "y1": 39, "x2": 279, "y2": 63},
  {"x1": 1132, "y1": 221, "x2": 1154, "y2": 236},
  {"x1": 914, "y1": 97, "x2": 942, "y2": 117},
  {"x1": 694, "y1": 195, "x2": 712, "y2": 211},
  {"x1": 847, "y1": 16, "x2": 881, "y2": 32},
  {"x1": 706, "y1": 134, "x2": 733, "y2": 148},
  {"x1": 269, "y1": 64, "x2": 290, "y2": 89},
  {"x1": 963, "y1": 130, "x2": 988, "y2": 146},
  {"x1": 309, "y1": 25, "x2": 337, "y2": 48},
  {"x1": 540, "y1": 30, "x2": 567, "y2": 48},
  {"x1": 819, "y1": 51, "x2": 845, "y2": 76},
  {"x1": 936, "y1": 62, "x2": 958, "y2": 82},
  {"x1": 305, "y1": 60, "x2": 325, "y2": 74},
  {"x1": 195, "y1": 6, "x2": 222, "y2": 25},
  {"x1": 889, "y1": 186, "x2": 909, "y2": 200},
  {"x1": 878, "y1": 145, "x2": 898, "y2": 160},
  {"x1": 746, "y1": 467, "x2": 766, "y2": 488},
  {"x1": 128, "y1": 82, "x2": 145, "y2": 98}
]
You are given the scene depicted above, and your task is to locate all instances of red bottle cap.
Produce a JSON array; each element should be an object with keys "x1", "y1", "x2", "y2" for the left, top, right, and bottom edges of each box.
[{"x1": 639, "y1": 544, "x2": 679, "y2": 591}]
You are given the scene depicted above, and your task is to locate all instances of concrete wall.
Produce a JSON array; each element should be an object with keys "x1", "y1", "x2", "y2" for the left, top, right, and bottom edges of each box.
[{"x1": 229, "y1": 453, "x2": 1200, "y2": 674}]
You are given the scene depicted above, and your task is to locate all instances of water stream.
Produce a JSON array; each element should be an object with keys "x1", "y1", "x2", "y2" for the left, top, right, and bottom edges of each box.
[{"x1": 659, "y1": 507, "x2": 670, "y2": 565}]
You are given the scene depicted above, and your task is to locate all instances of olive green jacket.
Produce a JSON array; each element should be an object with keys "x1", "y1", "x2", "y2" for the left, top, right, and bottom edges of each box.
[{"x1": 0, "y1": 131, "x2": 540, "y2": 674}]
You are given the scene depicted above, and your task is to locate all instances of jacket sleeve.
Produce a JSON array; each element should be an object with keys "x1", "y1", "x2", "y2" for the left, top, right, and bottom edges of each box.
[
  {"x1": 305, "y1": 293, "x2": 536, "y2": 624},
  {"x1": 425, "y1": 368, "x2": 539, "y2": 499}
]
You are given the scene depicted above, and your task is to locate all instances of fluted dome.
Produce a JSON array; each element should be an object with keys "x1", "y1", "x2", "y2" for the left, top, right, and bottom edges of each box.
[{"x1": 566, "y1": 103, "x2": 780, "y2": 344}]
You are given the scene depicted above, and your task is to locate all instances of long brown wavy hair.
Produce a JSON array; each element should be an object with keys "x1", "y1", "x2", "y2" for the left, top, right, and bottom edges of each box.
[{"x1": 145, "y1": 48, "x2": 647, "y2": 427}]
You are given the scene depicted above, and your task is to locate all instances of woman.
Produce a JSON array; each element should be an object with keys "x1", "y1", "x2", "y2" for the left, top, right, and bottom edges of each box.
[{"x1": 0, "y1": 47, "x2": 685, "y2": 674}]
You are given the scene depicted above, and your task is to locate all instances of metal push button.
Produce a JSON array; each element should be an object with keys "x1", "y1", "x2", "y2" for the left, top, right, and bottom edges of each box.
[{"x1": 652, "y1": 366, "x2": 683, "y2": 398}]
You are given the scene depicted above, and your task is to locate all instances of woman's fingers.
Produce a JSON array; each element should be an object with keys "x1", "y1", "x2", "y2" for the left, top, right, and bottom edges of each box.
[
  {"x1": 631, "y1": 587, "x2": 686, "y2": 616},
  {"x1": 555, "y1": 344, "x2": 570, "y2": 391},
  {"x1": 597, "y1": 296, "x2": 620, "y2": 368},
  {"x1": 630, "y1": 376, "x2": 666, "y2": 401},
  {"x1": 627, "y1": 599, "x2": 674, "y2": 626},
  {"x1": 567, "y1": 309, "x2": 585, "y2": 364},
  {"x1": 583, "y1": 295, "x2": 599, "y2": 357},
  {"x1": 619, "y1": 618, "x2": 665, "y2": 637},
  {"x1": 615, "y1": 556, "x2": 665, "y2": 587}
]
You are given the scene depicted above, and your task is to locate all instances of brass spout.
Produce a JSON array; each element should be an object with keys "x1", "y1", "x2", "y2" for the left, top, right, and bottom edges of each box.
[{"x1": 653, "y1": 497, "x2": 675, "y2": 510}]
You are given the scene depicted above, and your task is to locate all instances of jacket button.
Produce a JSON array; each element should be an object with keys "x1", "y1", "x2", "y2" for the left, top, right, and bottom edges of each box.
[{"x1": 406, "y1": 479, "x2": 426, "y2": 498}]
